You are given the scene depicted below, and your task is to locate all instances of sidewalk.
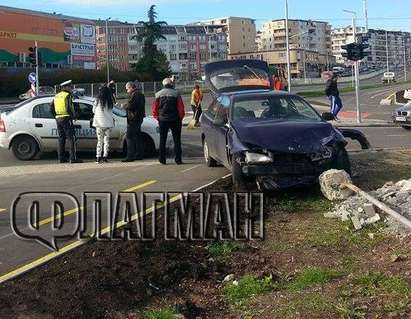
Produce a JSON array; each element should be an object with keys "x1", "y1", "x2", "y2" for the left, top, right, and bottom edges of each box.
[{"x1": 183, "y1": 108, "x2": 397, "y2": 128}]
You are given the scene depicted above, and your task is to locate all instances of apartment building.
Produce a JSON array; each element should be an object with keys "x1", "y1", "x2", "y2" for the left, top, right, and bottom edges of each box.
[
  {"x1": 96, "y1": 20, "x2": 135, "y2": 72},
  {"x1": 230, "y1": 48, "x2": 329, "y2": 79},
  {"x1": 0, "y1": 5, "x2": 96, "y2": 69},
  {"x1": 332, "y1": 26, "x2": 411, "y2": 68},
  {"x1": 128, "y1": 25, "x2": 227, "y2": 80},
  {"x1": 197, "y1": 17, "x2": 257, "y2": 54},
  {"x1": 258, "y1": 19, "x2": 332, "y2": 58}
]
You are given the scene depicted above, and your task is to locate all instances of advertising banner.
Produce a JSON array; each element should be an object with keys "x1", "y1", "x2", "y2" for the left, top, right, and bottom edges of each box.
[
  {"x1": 80, "y1": 24, "x2": 96, "y2": 44},
  {"x1": 71, "y1": 43, "x2": 95, "y2": 56},
  {"x1": 64, "y1": 21, "x2": 80, "y2": 42},
  {"x1": 72, "y1": 55, "x2": 96, "y2": 62}
]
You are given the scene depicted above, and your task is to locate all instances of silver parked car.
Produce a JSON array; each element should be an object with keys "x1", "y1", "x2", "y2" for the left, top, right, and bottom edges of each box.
[{"x1": 0, "y1": 95, "x2": 170, "y2": 160}]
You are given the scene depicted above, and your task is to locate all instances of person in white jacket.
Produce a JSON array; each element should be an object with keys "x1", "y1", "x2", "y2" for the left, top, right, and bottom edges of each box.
[{"x1": 93, "y1": 85, "x2": 114, "y2": 163}]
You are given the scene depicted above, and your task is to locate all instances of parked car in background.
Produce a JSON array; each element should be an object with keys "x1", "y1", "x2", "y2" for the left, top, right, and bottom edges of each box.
[
  {"x1": 0, "y1": 95, "x2": 170, "y2": 160},
  {"x1": 393, "y1": 103, "x2": 411, "y2": 130},
  {"x1": 201, "y1": 59, "x2": 369, "y2": 190},
  {"x1": 382, "y1": 72, "x2": 396, "y2": 83}
]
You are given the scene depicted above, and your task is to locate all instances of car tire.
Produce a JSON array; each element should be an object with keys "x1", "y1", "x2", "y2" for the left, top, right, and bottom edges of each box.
[
  {"x1": 332, "y1": 146, "x2": 352, "y2": 176},
  {"x1": 11, "y1": 135, "x2": 39, "y2": 161},
  {"x1": 401, "y1": 126, "x2": 411, "y2": 130},
  {"x1": 203, "y1": 139, "x2": 217, "y2": 167},
  {"x1": 232, "y1": 156, "x2": 247, "y2": 191}
]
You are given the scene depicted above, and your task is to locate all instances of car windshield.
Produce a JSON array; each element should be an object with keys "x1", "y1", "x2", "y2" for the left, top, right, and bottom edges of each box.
[
  {"x1": 210, "y1": 66, "x2": 270, "y2": 90},
  {"x1": 233, "y1": 95, "x2": 322, "y2": 122}
]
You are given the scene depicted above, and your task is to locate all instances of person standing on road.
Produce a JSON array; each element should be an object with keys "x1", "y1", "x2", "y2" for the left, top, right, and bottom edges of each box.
[
  {"x1": 121, "y1": 81, "x2": 146, "y2": 162},
  {"x1": 50, "y1": 80, "x2": 82, "y2": 164},
  {"x1": 325, "y1": 73, "x2": 343, "y2": 119},
  {"x1": 93, "y1": 85, "x2": 114, "y2": 164},
  {"x1": 191, "y1": 84, "x2": 203, "y2": 126},
  {"x1": 152, "y1": 78, "x2": 185, "y2": 165}
]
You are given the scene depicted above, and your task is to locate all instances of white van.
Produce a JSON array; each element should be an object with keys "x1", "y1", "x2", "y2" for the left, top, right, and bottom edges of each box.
[{"x1": 382, "y1": 72, "x2": 396, "y2": 83}]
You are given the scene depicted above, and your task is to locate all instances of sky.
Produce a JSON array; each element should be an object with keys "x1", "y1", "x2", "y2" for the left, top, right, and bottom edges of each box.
[{"x1": 1, "y1": 0, "x2": 411, "y2": 31}]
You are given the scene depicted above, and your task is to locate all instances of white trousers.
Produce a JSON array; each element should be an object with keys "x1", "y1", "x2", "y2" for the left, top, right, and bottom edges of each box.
[{"x1": 96, "y1": 127, "x2": 111, "y2": 158}]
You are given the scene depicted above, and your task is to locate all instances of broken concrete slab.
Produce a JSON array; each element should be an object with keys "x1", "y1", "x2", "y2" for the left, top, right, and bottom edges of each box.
[{"x1": 319, "y1": 169, "x2": 354, "y2": 201}]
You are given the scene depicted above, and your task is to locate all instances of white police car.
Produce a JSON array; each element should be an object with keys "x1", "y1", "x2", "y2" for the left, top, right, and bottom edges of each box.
[{"x1": 0, "y1": 95, "x2": 168, "y2": 160}]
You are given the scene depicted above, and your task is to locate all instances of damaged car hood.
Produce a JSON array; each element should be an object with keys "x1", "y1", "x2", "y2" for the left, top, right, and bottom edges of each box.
[{"x1": 231, "y1": 119, "x2": 343, "y2": 154}]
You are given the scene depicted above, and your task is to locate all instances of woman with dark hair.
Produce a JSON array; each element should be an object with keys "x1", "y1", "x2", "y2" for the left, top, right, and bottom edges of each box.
[{"x1": 92, "y1": 85, "x2": 114, "y2": 163}]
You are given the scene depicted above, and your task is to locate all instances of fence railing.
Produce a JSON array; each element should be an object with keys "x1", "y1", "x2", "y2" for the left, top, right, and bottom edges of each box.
[{"x1": 58, "y1": 81, "x2": 202, "y2": 98}]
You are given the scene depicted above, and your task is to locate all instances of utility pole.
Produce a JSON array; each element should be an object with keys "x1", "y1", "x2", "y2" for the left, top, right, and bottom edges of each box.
[
  {"x1": 344, "y1": 10, "x2": 361, "y2": 123},
  {"x1": 105, "y1": 18, "x2": 111, "y2": 84},
  {"x1": 404, "y1": 35, "x2": 407, "y2": 82},
  {"x1": 285, "y1": 0, "x2": 291, "y2": 92},
  {"x1": 386, "y1": 31, "x2": 389, "y2": 74},
  {"x1": 363, "y1": 0, "x2": 369, "y2": 32},
  {"x1": 35, "y1": 41, "x2": 39, "y2": 96}
]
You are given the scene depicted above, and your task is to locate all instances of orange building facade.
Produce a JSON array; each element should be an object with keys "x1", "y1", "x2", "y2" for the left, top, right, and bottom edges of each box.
[{"x1": 0, "y1": 6, "x2": 96, "y2": 69}]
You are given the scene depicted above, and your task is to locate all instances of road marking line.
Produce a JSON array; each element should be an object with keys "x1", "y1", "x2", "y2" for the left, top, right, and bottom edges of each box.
[
  {"x1": 387, "y1": 135, "x2": 407, "y2": 137},
  {"x1": 0, "y1": 175, "x2": 224, "y2": 284},
  {"x1": 123, "y1": 180, "x2": 157, "y2": 192},
  {"x1": 36, "y1": 180, "x2": 157, "y2": 227},
  {"x1": 181, "y1": 164, "x2": 201, "y2": 173}
]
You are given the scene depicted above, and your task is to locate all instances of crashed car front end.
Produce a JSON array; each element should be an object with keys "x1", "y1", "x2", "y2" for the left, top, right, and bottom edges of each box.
[{"x1": 229, "y1": 124, "x2": 348, "y2": 189}]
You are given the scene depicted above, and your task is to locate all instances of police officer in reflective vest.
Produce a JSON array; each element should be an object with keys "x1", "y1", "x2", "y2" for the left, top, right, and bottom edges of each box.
[{"x1": 50, "y1": 80, "x2": 82, "y2": 163}]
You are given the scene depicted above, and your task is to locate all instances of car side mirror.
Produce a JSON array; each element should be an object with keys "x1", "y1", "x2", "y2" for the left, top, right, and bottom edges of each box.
[{"x1": 321, "y1": 112, "x2": 335, "y2": 121}]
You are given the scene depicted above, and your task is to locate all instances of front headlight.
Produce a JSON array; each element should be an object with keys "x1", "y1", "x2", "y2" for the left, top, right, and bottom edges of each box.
[{"x1": 245, "y1": 152, "x2": 273, "y2": 164}]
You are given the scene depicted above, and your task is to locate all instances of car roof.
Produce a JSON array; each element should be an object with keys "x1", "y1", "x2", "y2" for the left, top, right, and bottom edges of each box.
[{"x1": 220, "y1": 89, "x2": 295, "y2": 98}]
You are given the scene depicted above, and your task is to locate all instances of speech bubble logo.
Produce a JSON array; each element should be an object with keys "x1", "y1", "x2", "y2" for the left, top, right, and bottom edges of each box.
[{"x1": 11, "y1": 192, "x2": 81, "y2": 251}]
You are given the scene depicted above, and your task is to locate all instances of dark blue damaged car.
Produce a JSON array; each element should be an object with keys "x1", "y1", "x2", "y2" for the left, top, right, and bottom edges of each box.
[{"x1": 200, "y1": 60, "x2": 370, "y2": 190}]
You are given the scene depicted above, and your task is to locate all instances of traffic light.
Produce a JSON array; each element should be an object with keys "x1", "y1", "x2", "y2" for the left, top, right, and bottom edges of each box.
[
  {"x1": 341, "y1": 42, "x2": 369, "y2": 62},
  {"x1": 28, "y1": 46, "x2": 37, "y2": 67}
]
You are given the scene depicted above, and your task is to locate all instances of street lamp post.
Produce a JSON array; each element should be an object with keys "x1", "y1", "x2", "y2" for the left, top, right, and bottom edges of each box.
[
  {"x1": 386, "y1": 31, "x2": 389, "y2": 75},
  {"x1": 403, "y1": 36, "x2": 407, "y2": 82},
  {"x1": 105, "y1": 18, "x2": 111, "y2": 84},
  {"x1": 344, "y1": 9, "x2": 361, "y2": 123},
  {"x1": 285, "y1": 0, "x2": 291, "y2": 92}
]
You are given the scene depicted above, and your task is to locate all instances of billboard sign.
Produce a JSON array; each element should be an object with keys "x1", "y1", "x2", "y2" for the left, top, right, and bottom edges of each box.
[
  {"x1": 71, "y1": 43, "x2": 95, "y2": 56},
  {"x1": 64, "y1": 22, "x2": 80, "y2": 42},
  {"x1": 80, "y1": 24, "x2": 95, "y2": 44}
]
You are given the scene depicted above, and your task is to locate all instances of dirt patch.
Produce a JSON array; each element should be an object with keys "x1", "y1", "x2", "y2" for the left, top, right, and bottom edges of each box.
[{"x1": 0, "y1": 151, "x2": 410, "y2": 319}]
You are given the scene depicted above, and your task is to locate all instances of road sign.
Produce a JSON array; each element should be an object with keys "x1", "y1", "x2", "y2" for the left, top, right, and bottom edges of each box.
[{"x1": 28, "y1": 72, "x2": 36, "y2": 84}]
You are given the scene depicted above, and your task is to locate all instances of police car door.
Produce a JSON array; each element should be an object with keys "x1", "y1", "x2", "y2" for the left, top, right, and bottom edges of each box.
[
  {"x1": 30, "y1": 100, "x2": 58, "y2": 150},
  {"x1": 73, "y1": 100, "x2": 97, "y2": 149}
]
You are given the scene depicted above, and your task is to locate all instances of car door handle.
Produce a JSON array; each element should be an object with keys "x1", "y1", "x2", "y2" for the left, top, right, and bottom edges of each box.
[
  {"x1": 35, "y1": 123, "x2": 43, "y2": 128},
  {"x1": 73, "y1": 125, "x2": 82, "y2": 129}
]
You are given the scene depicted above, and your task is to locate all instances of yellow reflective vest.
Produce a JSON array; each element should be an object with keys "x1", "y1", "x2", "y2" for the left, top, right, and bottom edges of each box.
[{"x1": 53, "y1": 91, "x2": 73, "y2": 119}]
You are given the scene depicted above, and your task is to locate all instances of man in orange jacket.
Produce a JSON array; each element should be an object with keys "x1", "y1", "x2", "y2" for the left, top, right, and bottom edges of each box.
[{"x1": 191, "y1": 84, "x2": 203, "y2": 126}]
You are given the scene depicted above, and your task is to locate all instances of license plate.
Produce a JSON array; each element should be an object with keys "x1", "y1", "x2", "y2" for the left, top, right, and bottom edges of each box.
[{"x1": 396, "y1": 116, "x2": 407, "y2": 122}]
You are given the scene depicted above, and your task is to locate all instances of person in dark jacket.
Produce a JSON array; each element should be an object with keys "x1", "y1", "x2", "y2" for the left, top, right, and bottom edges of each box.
[
  {"x1": 152, "y1": 78, "x2": 185, "y2": 165},
  {"x1": 325, "y1": 73, "x2": 343, "y2": 119},
  {"x1": 121, "y1": 81, "x2": 146, "y2": 162}
]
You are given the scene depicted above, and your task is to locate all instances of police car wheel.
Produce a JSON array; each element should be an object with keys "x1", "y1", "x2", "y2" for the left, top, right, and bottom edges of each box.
[
  {"x1": 12, "y1": 136, "x2": 39, "y2": 161},
  {"x1": 142, "y1": 134, "x2": 156, "y2": 157}
]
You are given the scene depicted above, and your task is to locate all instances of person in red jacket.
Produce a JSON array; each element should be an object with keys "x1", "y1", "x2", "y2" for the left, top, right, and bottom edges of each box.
[{"x1": 152, "y1": 78, "x2": 186, "y2": 165}]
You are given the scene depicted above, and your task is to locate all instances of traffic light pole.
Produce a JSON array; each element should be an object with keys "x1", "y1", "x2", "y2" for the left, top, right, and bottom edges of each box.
[
  {"x1": 351, "y1": 15, "x2": 362, "y2": 123},
  {"x1": 35, "y1": 41, "x2": 39, "y2": 96}
]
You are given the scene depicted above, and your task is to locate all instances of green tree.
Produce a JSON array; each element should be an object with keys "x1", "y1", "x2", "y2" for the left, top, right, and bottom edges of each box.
[{"x1": 133, "y1": 5, "x2": 171, "y2": 81}]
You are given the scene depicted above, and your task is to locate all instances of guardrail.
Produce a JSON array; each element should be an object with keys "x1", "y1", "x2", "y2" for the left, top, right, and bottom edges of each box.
[
  {"x1": 58, "y1": 80, "x2": 202, "y2": 98},
  {"x1": 292, "y1": 70, "x2": 385, "y2": 86}
]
